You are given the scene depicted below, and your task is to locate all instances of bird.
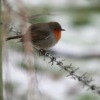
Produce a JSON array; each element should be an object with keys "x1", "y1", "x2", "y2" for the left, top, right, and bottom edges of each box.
[{"x1": 7, "y1": 22, "x2": 65, "y2": 49}]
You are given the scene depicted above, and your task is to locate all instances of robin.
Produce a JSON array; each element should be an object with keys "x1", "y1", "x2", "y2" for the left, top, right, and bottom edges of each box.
[{"x1": 7, "y1": 22, "x2": 65, "y2": 49}]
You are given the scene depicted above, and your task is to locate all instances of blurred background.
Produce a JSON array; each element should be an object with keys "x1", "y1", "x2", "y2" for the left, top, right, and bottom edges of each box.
[{"x1": 3, "y1": 0, "x2": 100, "y2": 100}]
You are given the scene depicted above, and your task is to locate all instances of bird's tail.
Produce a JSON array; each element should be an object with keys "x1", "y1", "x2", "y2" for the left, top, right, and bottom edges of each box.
[{"x1": 6, "y1": 35, "x2": 22, "y2": 41}]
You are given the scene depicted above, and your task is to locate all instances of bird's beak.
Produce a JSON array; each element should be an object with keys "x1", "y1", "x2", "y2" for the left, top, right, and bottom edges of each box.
[{"x1": 61, "y1": 29, "x2": 65, "y2": 31}]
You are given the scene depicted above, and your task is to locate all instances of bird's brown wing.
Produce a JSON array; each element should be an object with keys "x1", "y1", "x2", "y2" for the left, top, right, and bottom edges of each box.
[
  {"x1": 29, "y1": 23, "x2": 51, "y2": 42},
  {"x1": 30, "y1": 28, "x2": 50, "y2": 42}
]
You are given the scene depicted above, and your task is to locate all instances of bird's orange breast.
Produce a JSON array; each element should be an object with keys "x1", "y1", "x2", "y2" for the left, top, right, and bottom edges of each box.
[{"x1": 53, "y1": 30, "x2": 61, "y2": 41}]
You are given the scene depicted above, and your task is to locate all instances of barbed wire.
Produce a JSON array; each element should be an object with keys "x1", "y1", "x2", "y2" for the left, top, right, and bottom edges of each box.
[
  {"x1": 7, "y1": 26, "x2": 100, "y2": 96},
  {"x1": 36, "y1": 49, "x2": 100, "y2": 95}
]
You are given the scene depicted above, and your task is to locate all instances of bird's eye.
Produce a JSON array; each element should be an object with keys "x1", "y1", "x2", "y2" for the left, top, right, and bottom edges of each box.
[{"x1": 54, "y1": 28, "x2": 57, "y2": 30}]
